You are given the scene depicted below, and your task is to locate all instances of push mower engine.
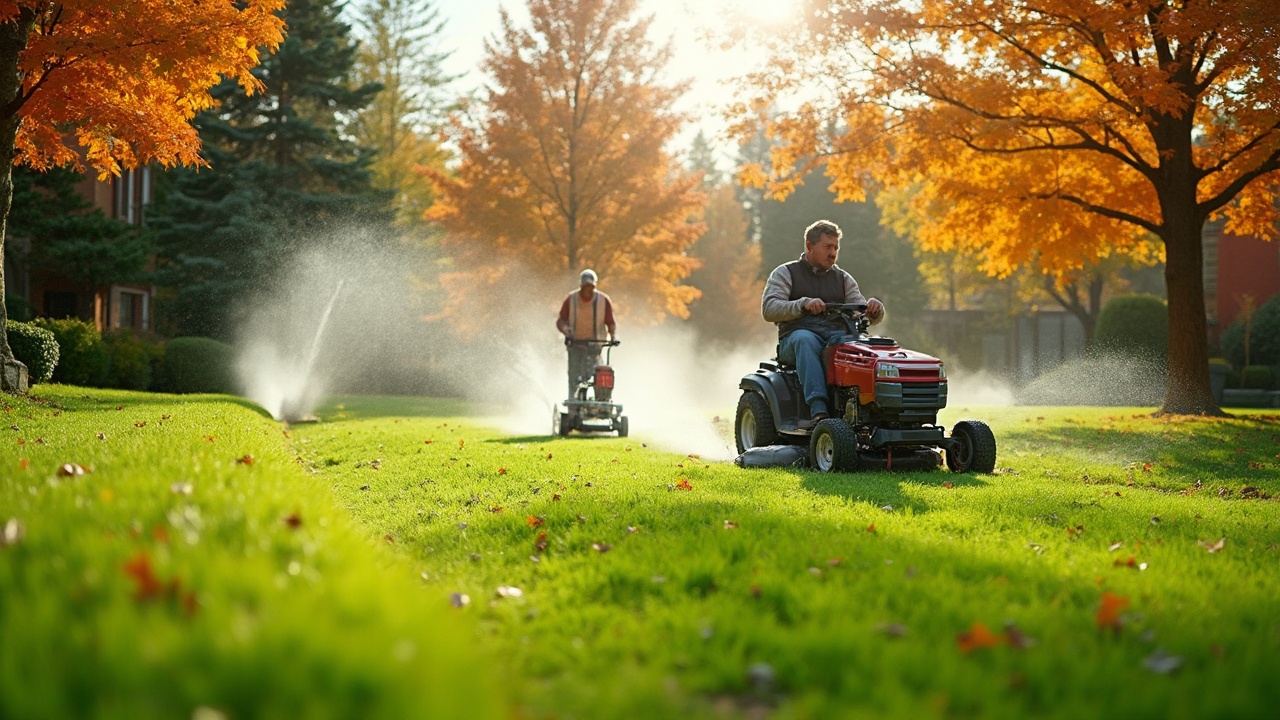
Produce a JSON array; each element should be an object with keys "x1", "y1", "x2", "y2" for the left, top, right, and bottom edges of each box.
[{"x1": 735, "y1": 304, "x2": 996, "y2": 473}]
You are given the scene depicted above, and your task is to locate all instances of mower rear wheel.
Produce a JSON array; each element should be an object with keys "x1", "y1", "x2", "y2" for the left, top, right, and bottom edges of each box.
[
  {"x1": 946, "y1": 420, "x2": 997, "y2": 473},
  {"x1": 617, "y1": 415, "x2": 629, "y2": 437},
  {"x1": 810, "y1": 418, "x2": 860, "y2": 473},
  {"x1": 735, "y1": 391, "x2": 778, "y2": 454},
  {"x1": 553, "y1": 409, "x2": 572, "y2": 437}
]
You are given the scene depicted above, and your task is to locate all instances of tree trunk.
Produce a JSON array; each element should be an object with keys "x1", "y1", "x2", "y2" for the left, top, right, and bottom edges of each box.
[
  {"x1": 0, "y1": 13, "x2": 35, "y2": 392},
  {"x1": 1160, "y1": 214, "x2": 1220, "y2": 415}
]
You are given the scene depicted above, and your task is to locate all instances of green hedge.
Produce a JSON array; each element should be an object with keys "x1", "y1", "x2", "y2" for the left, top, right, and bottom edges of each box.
[
  {"x1": 1093, "y1": 294, "x2": 1168, "y2": 361},
  {"x1": 1239, "y1": 365, "x2": 1275, "y2": 391},
  {"x1": 4, "y1": 294, "x2": 35, "y2": 322},
  {"x1": 154, "y1": 336, "x2": 236, "y2": 394},
  {"x1": 5, "y1": 321, "x2": 59, "y2": 384},
  {"x1": 101, "y1": 330, "x2": 163, "y2": 390},
  {"x1": 1220, "y1": 293, "x2": 1280, "y2": 367},
  {"x1": 33, "y1": 318, "x2": 107, "y2": 387}
]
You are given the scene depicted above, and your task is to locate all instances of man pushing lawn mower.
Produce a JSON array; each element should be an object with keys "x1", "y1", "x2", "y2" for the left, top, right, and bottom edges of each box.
[{"x1": 553, "y1": 269, "x2": 628, "y2": 437}]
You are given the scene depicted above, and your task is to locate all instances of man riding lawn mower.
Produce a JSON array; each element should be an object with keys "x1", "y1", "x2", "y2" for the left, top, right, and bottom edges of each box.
[{"x1": 736, "y1": 220, "x2": 996, "y2": 473}]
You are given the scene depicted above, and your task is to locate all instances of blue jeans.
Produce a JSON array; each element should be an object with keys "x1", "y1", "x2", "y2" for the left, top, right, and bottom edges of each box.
[{"x1": 779, "y1": 329, "x2": 855, "y2": 418}]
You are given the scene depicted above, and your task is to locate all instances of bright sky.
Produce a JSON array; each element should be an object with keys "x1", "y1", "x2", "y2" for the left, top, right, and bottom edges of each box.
[{"x1": 435, "y1": 0, "x2": 797, "y2": 162}]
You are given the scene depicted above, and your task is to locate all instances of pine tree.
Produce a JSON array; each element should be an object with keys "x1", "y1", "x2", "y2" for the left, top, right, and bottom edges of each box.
[{"x1": 149, "y1": 0, "x2": 394, "y2": 338}]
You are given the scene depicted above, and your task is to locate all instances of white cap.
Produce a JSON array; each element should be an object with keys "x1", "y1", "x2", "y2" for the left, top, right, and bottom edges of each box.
[{"x1": 580, "y1": 269, "x2": 598, "y2": 286}]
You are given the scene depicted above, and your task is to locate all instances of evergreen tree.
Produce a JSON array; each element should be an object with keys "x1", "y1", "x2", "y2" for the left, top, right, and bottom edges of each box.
[
  {"x1": 149, "y1": 0, "x2": 393, "y2": 338},
  {"x1": 7, "y1": 166, "x2": 151, "y2": 294}
]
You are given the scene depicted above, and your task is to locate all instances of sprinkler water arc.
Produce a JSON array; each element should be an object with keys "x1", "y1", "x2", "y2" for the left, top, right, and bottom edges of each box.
[{"x1": 279, "y1": 278, "x2": 346, "y2": 423}]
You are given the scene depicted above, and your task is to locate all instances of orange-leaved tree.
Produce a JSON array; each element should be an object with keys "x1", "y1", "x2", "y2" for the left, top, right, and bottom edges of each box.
[
  {"x1": 0, "y1": 0, "x2": 285, "y2": 391},
  {"x1": 427, "y1": 0, "x2": 704, "y2": 327},
  {"x1": 727, "y1": 0, "x2": 1280, "y2": 415}
]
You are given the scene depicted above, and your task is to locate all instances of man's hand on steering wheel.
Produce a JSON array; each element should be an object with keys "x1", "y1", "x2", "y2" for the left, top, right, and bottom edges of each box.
[
  {"x1": 804, "y1": 298, "x2": 826, "y2": 315},
  {"x1": 865, "y1": 297, "x2": 885, "y2": 324}
]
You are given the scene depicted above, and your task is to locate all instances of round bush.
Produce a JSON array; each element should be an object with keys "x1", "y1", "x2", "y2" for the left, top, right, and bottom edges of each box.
[
  {"x1": 155, "y1": 337, "x2": 235, "y2": 394},
  {"x1": 5, "y1": 294, "x2": 35, "y2": 322},
  {"x1": 5, "y1": 320, "x2": 59, "y2": 384},
  {"x1": 1219, "y1": 293, "x2": 1280, "y2": 367},
  {"x1": 33, "y1": 317, "x2": 107, "y2": 386},
  {"x1": 102, "y1": 330, "x2": 162, "y2": 391},
  {"x1": 1093, "y1": 294, "x2": 1168, "y2": 361}
]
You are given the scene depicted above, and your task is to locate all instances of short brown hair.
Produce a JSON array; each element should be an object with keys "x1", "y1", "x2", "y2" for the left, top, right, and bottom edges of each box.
[{"x1": 804, "y1": 219, "x2": 842, "y2": 246}]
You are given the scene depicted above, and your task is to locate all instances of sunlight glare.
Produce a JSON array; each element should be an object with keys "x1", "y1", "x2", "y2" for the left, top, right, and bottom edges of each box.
[{"x1": 734, "y1": 0, "x2": 796, "y2": 26}]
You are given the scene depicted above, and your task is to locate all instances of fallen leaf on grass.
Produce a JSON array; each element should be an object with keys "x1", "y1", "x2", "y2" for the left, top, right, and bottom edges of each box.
[
  {"x1": 1142, "y1": 648, "x2": 1183, "y2": 674},
  {"x1": 942, "y1": 482, "x2": 953, "y2": 489},
  {"x1": 675, "y1": 478, "x2": 693, "y2": 490},
  {"x1": 203, "y1": 435, "x2": 215, "y2": 442},
  {"x1": 827, "y1": 557, "x2": 843, "y2": 567},
  {"x1": 534, "y1": 532, "x2": 548, "y2": 553},
  {"x1": 1, "y1": 518, "x2": 24, "y2": 547},
  {"x1": 450, "y1": 592, "x2": 470, "y2": 608},
  {"x1": 545, "y1": 452, "x2": 552, "y2": 459},
  {"x1": 122, "y1": 552, "x2": 163, "y2": 600},
  {"x1": 876, "y1": 622, "x2": 908, "y2": 637},
  {"x1": 1108, "y1": 541, "x2": 1124, "y2": 552},
  {"x1": 1198, "y1": 537, "x2": 1225, "y2": 553},
  {"x1": 495, "y1": 585, "x2": 523, "y2": 598},
  {"x1": 626, "y1": 526, "x2": 638, "y2": 534},
  {"x1": 1096, "y1": 592, "x2": 1130, "y2": 631},
  {"x1": 1112, "y1": 556, "x2": 1146, "y2": 570},
  {"x1": 235, "y1": 455, "x2": 254, "y2": 466},
  {"x1": 490, "y1": 506, "x2": 504, "y2": 514},
  {"x1": 57, "y1": 463, "x2": 88, "y2": 477},
  {"x1": 497, "y1": 467, "x2": 507, "y2": 474},
  {"x1": 724, "y1": 520, "x2": 738, "y2": 530},
  {"x1": 458, "y1": 439, "x2": 465, "y2": 449},
  {"x1": 17, "y1": 458, "x2": 28, "y2": 470},
  {"x1": 1067, "y1": 524, "x2": 1085, "y2": 537},
  {"x1": 384, "y1": 534, "x2": 395, "y2": 543},
  {"x1": 96, "y1": 432, "x2": 106, "y2": 440},
  {"x1": 592, "y1": 542, "x2": 611, "y2": 553},
  {"x1": 956, "y1": 622, "x2": 1002, "y2": 652},
  {"x1": 283, "y1": 512, "x2": 303, "y2": 530},
  {"x1": 424, "y1": 439, "x2": 433, "y2": 444},
  {"x1": 134, "y1": 421, "x2": 147, "y2": 428},
  {"x1": 527, "y1": 515, "x2": 545, "y2": 528},
  {"x1": 1003, "y1": 621, "x2": 1036, "y2": 649},
  {"x1": 552, "y1": 493, "x2": 561, "y2": 501},
  {"x1": 866, "y1": 523, "x2": 877, "y2": 533}
]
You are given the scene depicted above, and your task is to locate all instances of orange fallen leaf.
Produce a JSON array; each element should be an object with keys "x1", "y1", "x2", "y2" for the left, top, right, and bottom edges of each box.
[
  {"x1": 134, "y1": 421, "x2": 147, "y2": 428},
  {"x1": 527, "y1": 515, "x2": 544, "y2": 528},
  {"x1": 490, "y1": 506, "x2": 504, "y2": 514},
  {"x1": 534, "y1": 531, "x2": 548, "y2": 553},
  {"x1": 866, "y1": 523, "x2": 877, "y2": 533},
  {"x1": 424, "y1": 439, "x2": 433, "y2": 444},
  {"x1": 943, "y1": 482, "x2": 953, "y2": 489},
  {"x1": 956, "y1": 622, "x2": 1003, "y2": 653},
  {"x1": 458, "y1": 439, "x2": 465, "y2": 449},
  {"x1": 497, "y1": 467, "x2": 507, "y2": 474},
  {"x1": 546, "y1": 452, "x2": 552, "y2": 459},
  {"x1": 675, "y1": 479, "x2": 693, "y2": 491},
  {"x1": 17, "y1": 458, "x2": 28, "y2": 470},
  {"x1": 1096, "y1": 592, "x2": 1130, "y2": 630},
  {"x1": 203, "y1": 435, "x2": 215, "y2": 442},
  {"x1": 552, "y1": 493, "x2": 561, "y2": 501},
  {"x1": 235, "y1": 455, "x2": 254, "y2": 466}
]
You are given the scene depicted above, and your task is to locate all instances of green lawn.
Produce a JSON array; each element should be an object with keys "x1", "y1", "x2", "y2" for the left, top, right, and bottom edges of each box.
[{"x1": 4, "y1": 387, "x2": 1279, "y2": 718}]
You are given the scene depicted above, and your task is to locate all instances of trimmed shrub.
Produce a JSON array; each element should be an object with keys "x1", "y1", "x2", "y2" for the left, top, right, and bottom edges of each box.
[
  {"x1": 102, "y1": 330, "x2": 163, "y2": 391},
  {"x1": 1092, "y1": 294, "x2": 1168, "y2": 361},
  {"x1": 33, "y1": 318, "x2": 107, "y2": 387},
  {"x1": 1220, "y1": 293, "x2": 1280, "y2": 367},
  {"x1": 5, "y1": 321, "x2": 59, "y2": 383},
  {"x1": 154, "y1": 337, "x2": 236, "y2": 394}
]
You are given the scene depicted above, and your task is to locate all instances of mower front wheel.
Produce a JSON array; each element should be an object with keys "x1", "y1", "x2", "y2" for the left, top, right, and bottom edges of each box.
[
  {"x1": 617, "y1": 415, "x2": 629, "y2": 437},
  {"x1": 735, "y1": 391, "x2": 778, "y2": 454},
  {"x1": 553, "y1": 409, "x2": 572, "y2": 437},
  {"x1": 810, "y1": 418, "x2": 860, "y2": 473},
  {"x1": 946, "y1": 420, "x2": 997, "y2": 473}
]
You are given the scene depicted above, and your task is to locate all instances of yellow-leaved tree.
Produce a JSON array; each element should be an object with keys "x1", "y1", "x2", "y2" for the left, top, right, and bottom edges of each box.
[
  {"x1": 728, "y1": 0, "x2": 1280, "y2": 415},
  {"x1": 0, "y1": 0, "x2": 285, "y2": 391},
  {"x1": 427, "y1": 0, "x2": 704, "y2": 326}
]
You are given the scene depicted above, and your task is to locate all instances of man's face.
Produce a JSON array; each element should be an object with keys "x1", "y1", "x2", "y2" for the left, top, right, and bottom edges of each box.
[
  {"x1": 805, "y1": 233, "x2": 840, "y2": 271},
  {"x1": 579, "y1": 282, "x2": 595, "y2": 299}
]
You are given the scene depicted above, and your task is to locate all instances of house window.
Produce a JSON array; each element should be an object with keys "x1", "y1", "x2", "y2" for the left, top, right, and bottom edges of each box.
[{"x1": 112, "y1": 288, "x2": 149, "y2": 331}]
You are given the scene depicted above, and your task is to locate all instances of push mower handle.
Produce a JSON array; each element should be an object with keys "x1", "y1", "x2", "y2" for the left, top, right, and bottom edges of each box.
[{"x1": 564, "y1": 338, "x2": 620, "y2": 347}]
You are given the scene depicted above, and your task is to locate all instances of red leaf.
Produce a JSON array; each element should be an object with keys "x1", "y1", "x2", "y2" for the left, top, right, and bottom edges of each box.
[
  {"x1": 956, "y1": 622, "x2": 1003, "y2": 653},
  {"x1": 1096, "y1": 592, "x2": 1130, "y2": 630},
  {"x1": 552, "y1": 493, "x2": 561, "y2": 501},
  {"x1": 497, "y1": 467, "x2": 507, "y2": 474},
  {"x1": 122, "y1": 552, "x2": 163, "y2": 601},
  {"x1": 943, "y1": 481, "x2": 953, "y2": 489},
  {"x1": 675, "y1": 478, "x2": 693, "y2": 491}
]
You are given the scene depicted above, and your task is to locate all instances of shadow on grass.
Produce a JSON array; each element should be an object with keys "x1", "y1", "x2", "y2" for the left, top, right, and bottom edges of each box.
[
  {"x1": 31, "y1": 386, "x2": 276, "y2": 420},
  {"x1": 490, "y1": 433, "x2": 621, "y2": 444},
  {"x1": 796, "y1": 467, "x2": 993, "y2": 513}
]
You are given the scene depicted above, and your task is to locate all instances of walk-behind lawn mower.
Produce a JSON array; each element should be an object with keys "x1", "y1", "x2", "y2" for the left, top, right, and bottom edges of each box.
[
  {"x1": 554, "y1": 339, "x2": 629, "y2": 437},
  {"x1": 735, "y1": 304, "x2": 996, "y2": 473}
]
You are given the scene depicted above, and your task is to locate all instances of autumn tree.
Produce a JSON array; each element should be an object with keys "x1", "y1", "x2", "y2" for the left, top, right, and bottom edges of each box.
[
  {"x1": 428, "y1": 0, "x2": 705, "y2": 325},
  {"x1": 685, "y1": 185, "x2": 770, "y2": 348},
  {"x1": 348, "y1": 0, "x2": 454, "y2": 228},
  {"x1": 0, "y1": 0, "x2": 284, "y2": 390},
  {"x1": 728, "y1": 0, "x2": 1280, "y2": 415}
]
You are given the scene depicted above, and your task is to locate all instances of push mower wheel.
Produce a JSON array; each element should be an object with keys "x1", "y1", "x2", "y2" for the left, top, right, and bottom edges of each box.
[
  {"x1": 735, "y1": 391, "x2": 778, "y2": 454},
  {"x1": 617, "y1": 415, "x2": 629, "y2": 437},
  {"x1": 946, "y1": 420, "x2": 997, "y2": 473},
  {"x1": 809, "y1": 418, "x2": 860, "y2": 473}
]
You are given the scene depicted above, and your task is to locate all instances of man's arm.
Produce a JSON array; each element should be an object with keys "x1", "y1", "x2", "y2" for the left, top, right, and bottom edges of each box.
[
  {"x1": 603, "y1": 297, "x2": 617, "y2": 339},
  {"x1": 556, "y1": 296, "x2": 571, "y2": 335},
  {"x1": 841, "y1": 271, "x2": 883, "y2": 325},
  {"x1": 762, "y1": 265, "x2": 808, "y2": 323}
]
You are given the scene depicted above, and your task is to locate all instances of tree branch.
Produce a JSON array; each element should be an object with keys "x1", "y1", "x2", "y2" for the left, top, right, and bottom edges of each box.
[
  {"x1": 1031, "y1": 190, "x2": 1162, "y2": 234},
  {"x1": 1199, "y1": 149, "x2": 1280, "y2": 218}
]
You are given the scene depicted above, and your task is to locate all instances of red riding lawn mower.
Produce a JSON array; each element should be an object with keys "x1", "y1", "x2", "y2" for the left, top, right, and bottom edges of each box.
[{"x1": 735, "y1": 304, "x2": 997, "y2": 473}]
